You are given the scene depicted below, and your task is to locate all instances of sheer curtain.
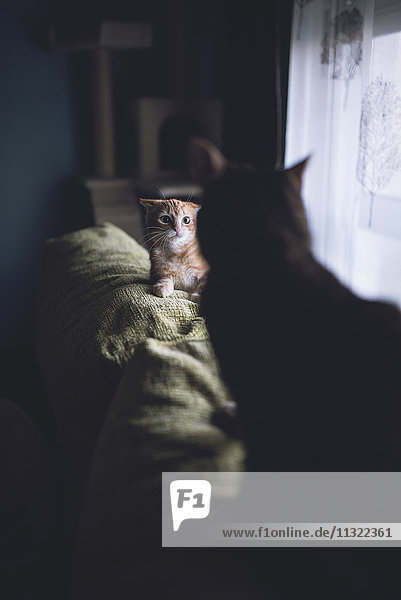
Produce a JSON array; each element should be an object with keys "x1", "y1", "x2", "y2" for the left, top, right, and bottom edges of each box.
[{"x1": 286, "y1": 0, "x2": 401, "y2": 307}]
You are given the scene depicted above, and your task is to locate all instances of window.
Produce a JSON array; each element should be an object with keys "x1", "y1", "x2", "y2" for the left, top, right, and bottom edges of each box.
[{"x1": 286, "y1": 0, "x2": 401, "y2": 306}]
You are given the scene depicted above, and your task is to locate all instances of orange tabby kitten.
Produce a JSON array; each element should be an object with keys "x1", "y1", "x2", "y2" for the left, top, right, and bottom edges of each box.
[{"x1": 140, "y1": 198, "x2": 209, "y2": 302}]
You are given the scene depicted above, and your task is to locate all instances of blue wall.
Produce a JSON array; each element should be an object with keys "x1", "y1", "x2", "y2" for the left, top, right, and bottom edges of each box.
[{"x1": 0, "y1": 5, "x2": 80, "y2": 346}]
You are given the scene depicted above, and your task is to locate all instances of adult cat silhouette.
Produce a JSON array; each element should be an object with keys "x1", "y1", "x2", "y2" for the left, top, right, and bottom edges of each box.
[{"x1": 189, "y1": 138, "x2": 401, "y2": 473}]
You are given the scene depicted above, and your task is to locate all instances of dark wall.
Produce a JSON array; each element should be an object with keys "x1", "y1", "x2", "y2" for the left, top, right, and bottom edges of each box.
[
  {"x1": 0, "y1": 3, "x2": 85, "y2": 434},
  {"x1": 0, "y1": 6, "x2": 79, "y2": 348}
]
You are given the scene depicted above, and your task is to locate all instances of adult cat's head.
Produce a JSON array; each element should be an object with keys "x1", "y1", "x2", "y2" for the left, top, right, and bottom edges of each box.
[
  {"x1": 188, "y1": 138, "x2": 311, "y2": 269},
  {"x1": 140, "y1": 198, "x2": 201, "y2": 250}
]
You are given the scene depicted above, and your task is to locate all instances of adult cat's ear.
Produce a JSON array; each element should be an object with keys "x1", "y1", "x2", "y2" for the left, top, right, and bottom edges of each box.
[
  {"x1": 188, "y1": 137, "x2": 227, "y2": 182},
  {"x1": 286, "y1": 157, "x2": 310, "y2": 193}
]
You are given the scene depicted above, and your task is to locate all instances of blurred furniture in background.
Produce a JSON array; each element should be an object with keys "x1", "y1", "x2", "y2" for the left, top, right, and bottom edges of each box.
[
  {"x1": 48, "y1": 21, "x2": 153, "y2": 179},
  {"x1": 133, "y1": 96, "x2": 222, "y2": 182},
  {"x1": 82, "y1": 178, "x2": 143, "y2": 240},
  {"x1": 83, "y1": 96, "x2": 222, "y2": 239}
]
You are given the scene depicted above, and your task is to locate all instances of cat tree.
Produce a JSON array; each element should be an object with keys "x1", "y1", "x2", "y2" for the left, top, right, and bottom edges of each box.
[{"x1": 47, "y1": 21, "x2": 222, "y2": 240}]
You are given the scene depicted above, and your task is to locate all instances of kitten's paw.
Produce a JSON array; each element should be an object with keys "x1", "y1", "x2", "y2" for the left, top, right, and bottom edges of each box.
[
  {"x1": 190, "y1": 292, "x2": 201, "y2": 303},
  {"x1": 153, "y1": 281, "x2": 173, "y2": 298}
]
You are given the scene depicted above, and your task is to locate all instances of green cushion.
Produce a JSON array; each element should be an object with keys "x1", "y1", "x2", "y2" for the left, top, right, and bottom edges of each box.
[
  {"x1": 72, "y1": 336, "x2": 244, "y2": 597},
  {"x1": 36, "y1": 222, "x2": 244, "y2": 540}
]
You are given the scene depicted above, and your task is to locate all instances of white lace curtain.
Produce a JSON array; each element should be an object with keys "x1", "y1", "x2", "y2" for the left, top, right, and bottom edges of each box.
[{"x1": 286, "y1": 0, "x2": 401, "y2": 307}]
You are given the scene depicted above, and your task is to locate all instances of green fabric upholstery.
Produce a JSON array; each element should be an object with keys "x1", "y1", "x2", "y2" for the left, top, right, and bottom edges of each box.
[
  {"x1": 36, "y1": 222, "x2": 244, "y2": 551},
  {"x1": 73, "y1": 337, "x2": 244, "y2": 598}
]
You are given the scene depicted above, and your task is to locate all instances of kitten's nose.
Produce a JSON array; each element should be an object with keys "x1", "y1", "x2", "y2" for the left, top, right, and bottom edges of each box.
[{"x1": 175, "y1": 226, "x2": 181, "y2": 234}]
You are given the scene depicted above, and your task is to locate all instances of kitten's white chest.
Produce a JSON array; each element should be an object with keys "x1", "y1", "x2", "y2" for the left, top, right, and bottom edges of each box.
[{"x1": 171, "y1": 263, "x2": 199, "y2": 293}]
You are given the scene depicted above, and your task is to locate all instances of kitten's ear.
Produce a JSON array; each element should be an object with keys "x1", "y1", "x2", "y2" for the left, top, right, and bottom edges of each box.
[
  {"x1": 186, "y1": 202, "x2": 202, "y2": 214},
  {"x1": 286, "y1": 157, "x2": 310, "y2": 193},
  {"x1": 140, "y1": 198, "x2": 159, "y2": 211},
  {"x1": 188, "y1": 137, "x2": 227, "y2": 182}
]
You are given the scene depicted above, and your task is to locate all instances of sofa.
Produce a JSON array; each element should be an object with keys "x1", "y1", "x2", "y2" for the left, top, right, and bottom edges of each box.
[{"x1": 36, "y1": 222, "x2": 251, "y2": 598}]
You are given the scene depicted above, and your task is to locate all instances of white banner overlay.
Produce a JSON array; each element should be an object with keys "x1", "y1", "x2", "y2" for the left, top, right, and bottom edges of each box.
[
  {"x1": 214, "y1": 523, "x2": 401, "y2": 542},
  {"x1": 162, "y1": 473, "x2": 401, "y2": 547}
]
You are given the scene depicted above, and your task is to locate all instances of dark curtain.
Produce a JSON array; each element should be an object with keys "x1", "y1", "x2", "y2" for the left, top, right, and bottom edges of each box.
[{"x1": 217, "y1": 0, "x2": 293, "y2": 169}]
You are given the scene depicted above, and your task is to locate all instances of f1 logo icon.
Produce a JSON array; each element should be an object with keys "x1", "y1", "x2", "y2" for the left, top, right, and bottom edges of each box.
[{"x1": 170, "y1": 480, "x2": 211, "y2": 531}]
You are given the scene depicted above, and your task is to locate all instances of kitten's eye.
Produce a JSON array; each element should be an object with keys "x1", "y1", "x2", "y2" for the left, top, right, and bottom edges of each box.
[
  {"x1": 182, "y1": 216, "x2": 191, "y2": 224},
  {"x1": 160, "y1": 215, "x2": 170, "y2": 224}
]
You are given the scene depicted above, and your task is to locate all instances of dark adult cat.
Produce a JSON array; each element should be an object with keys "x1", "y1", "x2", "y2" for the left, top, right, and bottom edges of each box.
[
  {"x1": 190, "y1": 137, "x2": 401, "y2": 473},
  {"x1": 189, "y1": 138, "x2": 401, "y2": 599}
]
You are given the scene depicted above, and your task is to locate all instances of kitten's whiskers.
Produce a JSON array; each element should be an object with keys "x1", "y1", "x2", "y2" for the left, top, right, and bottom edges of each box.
[
  {"x1": 153, "y1": 185, "x2": 166, "y2": 200},
  {"x1": 148, "y1": 232, "x2": 166, "y2": 252},
  {"x1": 138, "y1": 226, "x2": 165, "y2": 245},
  {"x1": 145, "y1": 233, "x2": 163, "y2": 245}
]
